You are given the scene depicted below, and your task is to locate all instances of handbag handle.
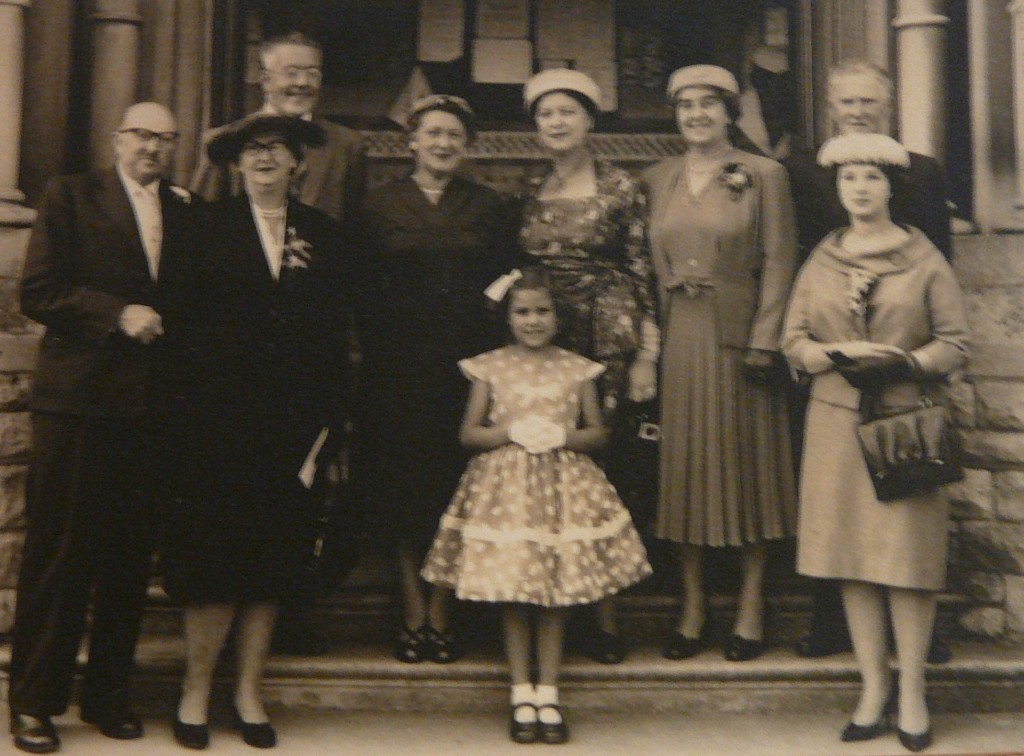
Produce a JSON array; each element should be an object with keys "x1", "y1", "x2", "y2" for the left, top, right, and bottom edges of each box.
[{"x1": 858, "y1": 382, "x2": 932, "y2": 422}]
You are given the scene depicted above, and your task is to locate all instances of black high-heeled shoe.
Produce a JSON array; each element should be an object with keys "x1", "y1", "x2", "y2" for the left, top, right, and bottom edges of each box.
[
  {"x1": 172, "y1": 715, "x2": 210, "y2": 750},
  {"x1": 662, "y1": 629, "x2": 706, "y2": 660},
  {"x1": 231, "y1": 705, "x2": 277, "y2": 749},
  {"x1": 897, "y1": 726, "x2": 933, "y2": 752},
  {"x1": 394, "y1": 623, "x2": 428, "y2": 663},
  {"x1": 422, "y1": 626, "x2": 465, "y2": 664},
  {"x1": 724, "y1": 633, "x2": 764, "y2": 662},
  {"x1": 840, "y1": 679, "x2": 897, "y2": 742}
]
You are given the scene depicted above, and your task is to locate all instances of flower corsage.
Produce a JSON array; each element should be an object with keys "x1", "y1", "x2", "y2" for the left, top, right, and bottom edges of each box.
[
  {"x1": 846, "y1": 268, "x2": 878, "y2": 319},
  {"x1": 719, "y1": 162, "x2": 754, "y2": 200},
  {"x1": 282, "y1": 227, "x2": 313, "y2": 271}
]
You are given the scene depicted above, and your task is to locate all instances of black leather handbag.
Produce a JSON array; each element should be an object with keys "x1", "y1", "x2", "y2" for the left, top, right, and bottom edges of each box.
[
  {"x1": 856, "y1": 391, "x2": 963, "y2": 502},
  {"x1": 604, "y1": 399, "x2": 661, "y2": 529}
]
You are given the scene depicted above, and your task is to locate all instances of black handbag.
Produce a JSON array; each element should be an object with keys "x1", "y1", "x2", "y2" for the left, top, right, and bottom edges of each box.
[
  {"x1": 604, "y1": 398, "x2": 660, "y2": 529},
  {"x1": 855, "y1": 390, "x2": 963, "y2": 502}
]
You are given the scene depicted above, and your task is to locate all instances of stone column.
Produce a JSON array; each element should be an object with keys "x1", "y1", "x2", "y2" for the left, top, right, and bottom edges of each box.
[
  {"x1": 89, "y1": 0, "x2": 143, "y2": 169},
  {"x1": 1009, "y1": 0, "x2": 1024, "y2": 217},
  {"x1": 893, "y1": 0, "x2": 949, "y2": 160},
  {"x1": 0, "y1": 0, "x2": 31, "y2": 205}
]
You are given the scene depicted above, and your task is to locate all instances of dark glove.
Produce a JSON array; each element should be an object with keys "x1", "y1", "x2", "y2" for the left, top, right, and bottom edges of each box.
[
  {"x1": 837, "y1": 353, "x2": 915, "y2": 391},
  {"x1": 741, "y1": 348, "x2": 781, "y2": 383}
]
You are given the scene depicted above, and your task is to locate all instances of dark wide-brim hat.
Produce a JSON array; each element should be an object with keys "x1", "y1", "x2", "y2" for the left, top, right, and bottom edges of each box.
[{"x1": 206, "y1": 113, "x2": 327, "y2": 165}]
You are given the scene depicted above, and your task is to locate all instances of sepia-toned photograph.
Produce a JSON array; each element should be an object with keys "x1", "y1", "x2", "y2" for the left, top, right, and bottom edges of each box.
[{"x1": 0, "y1": 1, "x2": 1022, "y2": 754}]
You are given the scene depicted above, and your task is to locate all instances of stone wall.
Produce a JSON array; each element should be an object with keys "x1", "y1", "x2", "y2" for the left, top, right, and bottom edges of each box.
[{"x1": 950, "y1": 234, "x2": 1024, "y2": 640}]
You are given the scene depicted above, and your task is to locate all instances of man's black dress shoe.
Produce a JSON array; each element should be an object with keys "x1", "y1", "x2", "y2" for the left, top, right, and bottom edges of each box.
[
  {"x1": 232, "y1": 706, "x2": 277, "y2": 749},
  {"x1": 10, "y1": 713, "x2": 59, "y2": 754},
  {"x1": 80, "y1": 706, "x2": 144, "y2": 739},
  {"x1": 173, "y1": 716, "x2": 210, "y2": 750},
  {"x1": 898, "y1": 726, "x2": 933, "y2": 752}
]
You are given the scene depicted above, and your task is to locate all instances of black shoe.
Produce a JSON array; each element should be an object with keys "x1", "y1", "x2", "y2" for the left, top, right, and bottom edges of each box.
[
  {"x1": 232, "y1": 706, "x2": 277, "y2": 749},
  {"x1": 422, "y1": 626, "x2": 465, "y2": 664},
  {"x1": 724, "y1": 634, "x2": 764, "y2": 662},
  {"x1": 80, "y1": 705, "x2": 144, "y2": 739},
  {"x1": 394, "y1": 623, "x2": 428, "y2": 663},
  {"x1": 662, "y1": 631, "x2": 705, "y2": 660},
  {"x1": 794, "y1": 628, "x2": 852, "y2": 658},
  {"x1": 10, "y1": 714, "x2": 59, "y2": 754},
  {"x1": 508, "y1": 704, "x2": 538, "y2": 744},
  {"x1": 537, "y1": 705, "x2": 569, "y2": 745},
  {"x1": 172, "y1": 716, "x2": 210, "y2": 750},
  {"x1": 927, "y1": 635, "x2": 952, "y2": 664},
  {"x1": 840, "y1": 680, "x2": 897, "y2": 742},
  {"x1": 897, "y1": 726, "x2": 933, "y2": 752},
  {"x1": 574, "y1": 628, "x2": 626, "y2": 664}
]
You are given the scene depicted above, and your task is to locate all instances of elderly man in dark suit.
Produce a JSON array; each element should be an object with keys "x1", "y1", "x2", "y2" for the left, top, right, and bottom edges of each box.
[
  {"x1": 9, "y1": 102, "x2": 200, "y2": 754},
  {"x1": 191, "y1": 31, "x2": 367, "y2": 656},
  {"x1": 783, "y1": 60, "x2": 953, "y2": 663}
]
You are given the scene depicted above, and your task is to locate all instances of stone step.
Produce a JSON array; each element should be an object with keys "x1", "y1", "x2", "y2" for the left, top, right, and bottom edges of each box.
[{"x1": 2, "y1": 637, "x2": 1020, "y2": 717}]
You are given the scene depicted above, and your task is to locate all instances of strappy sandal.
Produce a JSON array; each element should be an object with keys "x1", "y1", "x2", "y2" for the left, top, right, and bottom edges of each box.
[
  {"x1": 422, "y1": 626, "x2": 465, "y2": 664},
  {"x1": 394, "y1": 623, "x2": 428, "y2": 663}
]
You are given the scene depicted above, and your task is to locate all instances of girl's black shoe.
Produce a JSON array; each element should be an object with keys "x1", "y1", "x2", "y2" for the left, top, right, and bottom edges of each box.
[
  {"x1": 724, "y1": 634, "x2": 764, "y2": 662},
  {"x1": 509, "y1": 703, "x2": 538, "y2": 744},
  {"x1": 537, "y1": 705, "x2": 569, "y2": 744},
  {"x1": 232, "y1": 706, "x2": 277, "y2": 749},
  {"x1": 172, "y1": 716, "x2": 209, "y2": 750},
  {"x1": 897, "y1": 726, "x2": 933, "y2": 752}
]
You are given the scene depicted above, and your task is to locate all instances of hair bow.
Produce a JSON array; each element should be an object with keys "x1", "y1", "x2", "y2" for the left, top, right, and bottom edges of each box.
[{"x1": 484, "y1": 269, "x2": 523, "y2": 303}]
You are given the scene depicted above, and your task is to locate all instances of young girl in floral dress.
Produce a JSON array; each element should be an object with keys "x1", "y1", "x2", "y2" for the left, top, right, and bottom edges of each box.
[{"x1": 421, "y1": 267, "x2": 651, "y2": 744}]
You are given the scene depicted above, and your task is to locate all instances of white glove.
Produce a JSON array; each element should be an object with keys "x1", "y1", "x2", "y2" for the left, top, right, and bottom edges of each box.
[{"x1": 508, "y1": 416, "x2": 567, "y2": 454}]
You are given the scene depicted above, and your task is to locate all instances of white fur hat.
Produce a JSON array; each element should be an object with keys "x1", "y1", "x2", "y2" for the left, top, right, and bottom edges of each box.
[{"x1": 817, "y1": 133, "x2": 910, "y2": 169}]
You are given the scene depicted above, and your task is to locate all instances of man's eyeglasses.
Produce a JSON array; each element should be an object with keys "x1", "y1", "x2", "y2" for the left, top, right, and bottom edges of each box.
[
  {"x1": 268, "y1": 66, "x2": 323, "y2": 84},
  {"x1": 240, "y1": 139, "x2": 291, "y2": 158},
  {"x1": 118, "y1": 128, "x2": 178, "y2": 146}
]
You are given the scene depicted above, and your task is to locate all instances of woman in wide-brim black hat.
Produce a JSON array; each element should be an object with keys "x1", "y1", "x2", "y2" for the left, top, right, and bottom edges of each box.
[{"x1": 162, "y1": 111, "x2": 345, "y2": 750}]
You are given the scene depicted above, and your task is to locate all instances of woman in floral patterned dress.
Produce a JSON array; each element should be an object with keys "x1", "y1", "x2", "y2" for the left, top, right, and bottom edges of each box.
[
  {"x1": 644, "y1": 65, "x2": 798, "y2": 662},
  {"x1": 518, "y1": 68, "x2": 659, "y2": 663}
]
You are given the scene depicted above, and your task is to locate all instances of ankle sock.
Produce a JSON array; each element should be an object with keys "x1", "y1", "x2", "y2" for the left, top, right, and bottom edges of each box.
[
  {"x1": 535, "y1": 685, "x2": 561, "y2": 724},
  {"x1": 511, "y1": 683, "x2": 536, "y2": 723}
]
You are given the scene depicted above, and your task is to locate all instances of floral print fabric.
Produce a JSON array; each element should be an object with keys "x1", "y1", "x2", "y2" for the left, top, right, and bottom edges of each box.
[
  {"x1": 518, "y1": 162, "x2": 657, "y2": 416},
  {"x1": 421, "y1": 346, "x2": 652, "y2": 606}
]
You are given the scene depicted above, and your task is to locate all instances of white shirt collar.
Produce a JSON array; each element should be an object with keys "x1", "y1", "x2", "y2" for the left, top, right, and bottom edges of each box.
[{"x1": 116, "y1": 163, "x2": 160, "y2": 197}]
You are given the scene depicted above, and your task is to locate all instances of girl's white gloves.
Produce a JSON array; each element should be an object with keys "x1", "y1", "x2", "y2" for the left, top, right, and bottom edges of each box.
[{"x1": 508, "y1": 415, "x2": 567, "y2": 454}]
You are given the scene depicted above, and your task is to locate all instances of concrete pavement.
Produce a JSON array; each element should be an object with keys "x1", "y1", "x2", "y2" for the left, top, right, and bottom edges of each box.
[{"x1": 4, "y1": 707, "x2": 1022, "y2": 755}]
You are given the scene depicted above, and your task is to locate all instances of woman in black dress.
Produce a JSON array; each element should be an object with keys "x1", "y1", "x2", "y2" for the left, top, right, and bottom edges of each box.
[
  {"x1": 357, "y1": 95, "x2": 517, "y2": 663},
  {"x1": 163, "y1": 114, "x2": 348, "y2": 750}
]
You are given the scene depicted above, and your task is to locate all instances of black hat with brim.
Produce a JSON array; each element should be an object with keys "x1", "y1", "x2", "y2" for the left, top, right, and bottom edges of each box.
[{"x1": 206, "y1": 113, "x2": 327, "y2": 165}]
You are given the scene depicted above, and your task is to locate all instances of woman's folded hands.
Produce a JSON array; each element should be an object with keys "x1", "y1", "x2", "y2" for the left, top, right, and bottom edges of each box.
[{"x1": 508, "y1": 415, "x2": 567, "y2": 454}]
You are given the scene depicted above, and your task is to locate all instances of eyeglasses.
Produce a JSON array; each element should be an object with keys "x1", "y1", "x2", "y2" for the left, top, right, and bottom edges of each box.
[
  {"x1": 267, "y1": 65, "x2": 323, "y2": 83},
  {"x1": 240, "y1": 139, "x2": 291, "y2": 158},
  {"x1": 119, "y1": 128, "x2": 178, "y2": 146}
]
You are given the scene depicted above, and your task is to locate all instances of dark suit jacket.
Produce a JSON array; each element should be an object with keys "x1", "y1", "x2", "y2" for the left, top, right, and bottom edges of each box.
[
  {"x1": 20, "y1": 169, "x2": 201, "y2": 417},
  {"x1": 190, "y1": 116, "x2": 367, "y2": 226},
  {"x1": 784, "y1": 148, "x2": 951, "y2": 263},
  {"x1": 187, "y1": 194, "x2": 350, "y2": 473}
]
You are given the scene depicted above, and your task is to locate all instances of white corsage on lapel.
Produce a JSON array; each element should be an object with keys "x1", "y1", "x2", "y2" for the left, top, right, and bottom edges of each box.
[{"x1": 168, "y1": 185, "x2": 192, "y2": 203}]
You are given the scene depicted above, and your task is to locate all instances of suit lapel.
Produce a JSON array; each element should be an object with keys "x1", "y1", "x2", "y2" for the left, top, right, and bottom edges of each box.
[
  {"x1": 293, "y1": 119, "x2": 331, "y2": 206},
  {"x1": 94, "y1": 169, "x2": 149, "y2": 272}
]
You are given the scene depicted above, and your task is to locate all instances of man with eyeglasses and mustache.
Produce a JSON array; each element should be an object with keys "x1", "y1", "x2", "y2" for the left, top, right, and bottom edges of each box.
[
  {"x1": 191, "y1": 31, "x2": 367, "y2": 656},
  {"x1": 9, "y1": 102, "x2": 202, "y2": 754}
]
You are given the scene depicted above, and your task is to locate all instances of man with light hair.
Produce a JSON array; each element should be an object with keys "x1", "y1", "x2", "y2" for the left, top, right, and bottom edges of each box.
[
  {"x1": 191, "y1": 31, "x2": 366, "y2": 226},
  {"x1": 786, "y1": 59, "x2": 951, "y2": 262},
  {"x1": 9, "y1": 102, "x2": 201, "y2": 753},
  {"x1": 784, "y1": 60, "x2": 953, "y2": 663}
]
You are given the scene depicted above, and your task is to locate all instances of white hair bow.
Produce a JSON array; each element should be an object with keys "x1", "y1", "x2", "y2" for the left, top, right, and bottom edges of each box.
[{"x1": 483, "y1": 269, "x2": 523, "y2": 303}]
